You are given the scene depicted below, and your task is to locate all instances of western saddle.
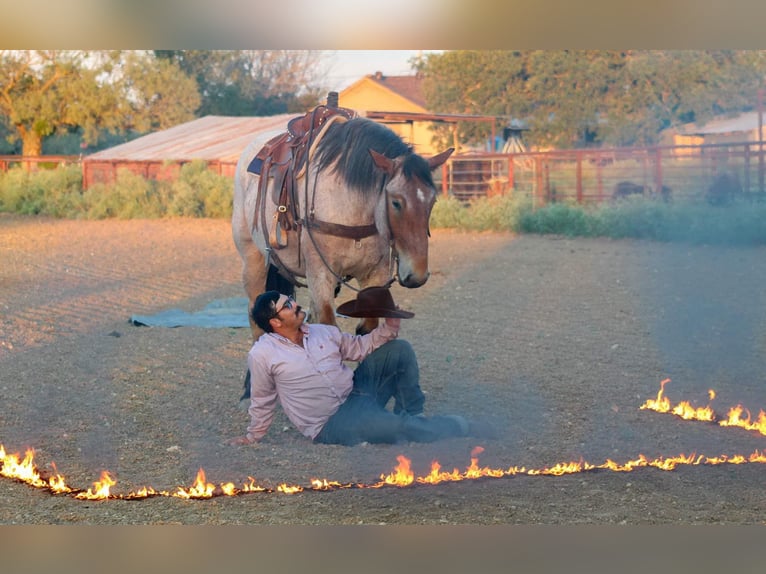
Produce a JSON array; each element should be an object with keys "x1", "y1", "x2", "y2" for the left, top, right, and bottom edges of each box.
[{"x1": 247, "y1": 92, "x2": 357, "y2": 249}]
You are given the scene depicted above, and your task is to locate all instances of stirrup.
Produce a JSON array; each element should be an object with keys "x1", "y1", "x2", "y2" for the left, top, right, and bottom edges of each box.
[{"x1": 269, "y1": 212, "x2": 288, "y2": 249}]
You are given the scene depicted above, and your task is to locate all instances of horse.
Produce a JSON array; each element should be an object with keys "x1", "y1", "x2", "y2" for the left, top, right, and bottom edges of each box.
[{"x1": 232, "y1": 107, "x2": 453, "y2": 400}]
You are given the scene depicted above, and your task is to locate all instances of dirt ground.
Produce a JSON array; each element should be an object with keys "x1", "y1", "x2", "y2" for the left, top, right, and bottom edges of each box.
[{"x1": 2, "y1": 213, "x2": 766, "y2": 525}]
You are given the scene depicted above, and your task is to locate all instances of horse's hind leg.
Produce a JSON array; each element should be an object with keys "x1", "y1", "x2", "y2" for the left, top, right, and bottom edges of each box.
[
  {"x1": 234, "y1": 239, "x2": 269, "y2": 404},
  {"x1": 239, "y1": 243, "x2": 268, "y2": 340}
]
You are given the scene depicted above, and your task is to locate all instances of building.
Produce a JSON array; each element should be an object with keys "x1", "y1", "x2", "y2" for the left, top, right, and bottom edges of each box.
[
  {"x1": 340, "y1": 71, "x2": 497, "y2": 155},
  {"x1": 668, "y1": 111, "x2": 766, "y2": 150},
  {"x1": 81, "y1": 114, "x2": 294, "y2": 188},
  {"x1": 339, "y1": 71, "x2": 434, "y2": 153}
]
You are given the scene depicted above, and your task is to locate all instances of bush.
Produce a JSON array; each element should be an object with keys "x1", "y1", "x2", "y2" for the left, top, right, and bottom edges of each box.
[
  {"x1": 3, "y1": 165, "x2": 766, "y2": 247},
  {"x1": 0, "y1": 162, "x2": 233, "y2": 220},
  {"x1": 81, "y1": 168, "x2": 165, "y2": 219},
  {"x1": 0, "y1": 165, "x2": 84, "y2": 216},
  {"x1": 431, "y1": 194, "x2": 530, "y2": 232},
  {"x1": 167, "y1": 161, "x2": 232, "y2": 218}
]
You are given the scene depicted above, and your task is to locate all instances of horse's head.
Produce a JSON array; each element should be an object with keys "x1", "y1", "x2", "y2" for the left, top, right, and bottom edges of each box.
[{"x1": 370, "y1": 147, "x2": 454, "y2": 288}]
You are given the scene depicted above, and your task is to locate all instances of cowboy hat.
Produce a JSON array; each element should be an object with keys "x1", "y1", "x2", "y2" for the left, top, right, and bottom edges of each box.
[{"x1": 335, "y1": 286, "x2": 415, "y2": 319}]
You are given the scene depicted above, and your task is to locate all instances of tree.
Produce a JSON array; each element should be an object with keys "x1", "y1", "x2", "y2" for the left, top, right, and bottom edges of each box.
[
  {"x1": 419, "y1": 50, "x2": 530, "y2": 150},
  {"x1": 155, "y1": 50, "x2": 325, "y2": 116},
  {"x1": 419, "y1": 50, "x2": 766, "y2": 149},
  {"x1": 0, "y1": 50, "x2": 200, "y2": 157}
]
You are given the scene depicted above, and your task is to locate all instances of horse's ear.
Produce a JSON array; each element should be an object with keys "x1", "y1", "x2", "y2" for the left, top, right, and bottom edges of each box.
[
  {"x1": 427, "y1": 148, "x2": 454, "y2": 171},
  {"x1": 369, "y1": 149, "x2": 396, "y2": 176}
]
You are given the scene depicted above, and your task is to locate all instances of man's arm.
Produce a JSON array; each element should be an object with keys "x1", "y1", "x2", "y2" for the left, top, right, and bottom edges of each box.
[
  {"x1": 228, "y1": 351, "x2": 278, "y2": 445},
  {"x1": 338, "y1": 317, "x2": 400, "y2": 362}
]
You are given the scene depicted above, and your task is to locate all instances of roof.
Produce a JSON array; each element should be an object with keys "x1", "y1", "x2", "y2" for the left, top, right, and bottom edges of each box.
[
  {"x1": 676, "y1": 111, "x2": 763, "y2": 135},
  {"x1": 365, "y1": 72, "x2": 426, "y2": 109},
  {"x1": 85, "y1": 114, "x2": 296, "y2": 163}
]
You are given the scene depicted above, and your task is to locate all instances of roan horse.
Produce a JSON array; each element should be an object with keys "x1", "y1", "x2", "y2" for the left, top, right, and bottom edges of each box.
[{"x1": 232, "y1": 102, "x2": 453, "y2": 399}]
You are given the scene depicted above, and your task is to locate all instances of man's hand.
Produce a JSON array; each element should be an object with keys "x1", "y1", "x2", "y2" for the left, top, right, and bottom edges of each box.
[{"x1": 228, "y1": 435, "x2": 259, "y2": 446}]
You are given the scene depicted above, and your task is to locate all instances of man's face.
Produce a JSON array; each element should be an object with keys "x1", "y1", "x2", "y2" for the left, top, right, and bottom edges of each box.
[{"x1": 272, "y1": 295, "x2": 305, "y2": 327}]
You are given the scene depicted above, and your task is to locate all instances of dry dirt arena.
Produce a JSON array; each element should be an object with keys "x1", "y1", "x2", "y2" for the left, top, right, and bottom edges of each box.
[{"x1": 2, "y1": 213, "x2": 766, "y2": 525}]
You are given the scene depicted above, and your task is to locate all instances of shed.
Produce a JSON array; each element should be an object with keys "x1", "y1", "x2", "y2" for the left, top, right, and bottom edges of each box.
[
  {"x1": 670, "y1": 111, "x2": 766, "y2": 149},
  {"x1": 81, "y1": 114, "x2": 294, "y2": 188}
]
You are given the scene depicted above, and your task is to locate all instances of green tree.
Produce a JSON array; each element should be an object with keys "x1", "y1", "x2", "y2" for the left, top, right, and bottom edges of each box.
[
  {"x1": 155, "y1": 50, "x2": 325, "y2": 116},
  {"x1": 419, "y1": 50, "x2": 530, "y2": 150},
  {"x1": 419, "y1": 50, "x2": 766, "y2": 149},
  {"x1": 0, "y1": 50, "x2": 200, "y2": 157}
]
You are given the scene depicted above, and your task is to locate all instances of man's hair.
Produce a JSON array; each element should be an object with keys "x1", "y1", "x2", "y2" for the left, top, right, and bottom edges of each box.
[{"x1": 252, "y1": 291, "x2": 281, "y2": 333}]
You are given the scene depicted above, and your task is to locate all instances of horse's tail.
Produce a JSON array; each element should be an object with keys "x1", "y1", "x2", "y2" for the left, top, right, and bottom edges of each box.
[{"x1": 266, "y1": 263, "x2": 296, "y2": 298}]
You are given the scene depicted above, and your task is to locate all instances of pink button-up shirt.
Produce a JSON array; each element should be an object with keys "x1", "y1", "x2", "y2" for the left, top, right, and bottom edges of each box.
[{"x1": 246, "y1": 321, "x2": 398, "y2": 441}]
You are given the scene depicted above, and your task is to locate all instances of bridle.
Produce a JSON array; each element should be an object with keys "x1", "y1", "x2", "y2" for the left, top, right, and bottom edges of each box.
[{"x1": 301, "y1": 168, "x2": 398, "y2": 293}]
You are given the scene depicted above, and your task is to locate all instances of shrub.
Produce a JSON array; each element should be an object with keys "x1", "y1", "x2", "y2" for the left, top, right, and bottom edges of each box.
[
  {"x1": 3, "y1": 164, "x2": 766, "y2": 247},
  {"x1": 81, "y1": 168, "x2": 165, "y2": 219},
  {"x1": 167, "y1": 161, "x2": 232, "y2": 218},
  {"x1": 0, "y1": 165, "x2": 83, "y2": 216}
]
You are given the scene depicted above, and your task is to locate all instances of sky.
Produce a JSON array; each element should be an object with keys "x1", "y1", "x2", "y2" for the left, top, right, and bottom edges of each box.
[{"x1": 323, "y1": 50, "x2": 438, "y2": 92}]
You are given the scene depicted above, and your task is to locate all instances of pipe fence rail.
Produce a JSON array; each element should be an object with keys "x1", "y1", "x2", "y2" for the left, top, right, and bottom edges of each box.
[
  {"x1": 5, "y1": 140, "x2": 766, "y2": 207},
  {"x1": 443, "y1": 141, "x2": 766, "y2": 204}
]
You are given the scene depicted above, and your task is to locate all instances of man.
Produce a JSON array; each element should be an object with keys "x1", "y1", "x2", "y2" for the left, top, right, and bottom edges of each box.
[{"x1": 229, "y1": 287, "x2": 495, "y2": 446}]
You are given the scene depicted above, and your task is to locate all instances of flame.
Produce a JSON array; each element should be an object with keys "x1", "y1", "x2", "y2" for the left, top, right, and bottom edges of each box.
[
  {"x1": 221, "y1": 482, "x2": 238, "y2": 496},
  {"x1": 75, "y1": 471, "x2": 116, "y2": 500},
  {"x1": 640, "y1": 378, "x2": 672, "y2": 412},
  {"x1": 642, "y1": 379, "x2": 766, "y2": 435},
  {"x1": 1, "y1": 448, "x2": 48, "y2": 488},
  {"x1": 175, "y1": 468, "x2": 215, "y2": 499},
  {"x1": 5, "y1": 377, "x2": 766, "y2": 503},
  {"x1": 242, "y1": 476, "x2": 268, "y2": 493},
  {"x1": 310, "y1": 478, "x2": 353, "y2": 490},
  {"x1": 671, "y1": 401, "x2": 715, "y2": 421},
  {"x1": 4, "y1": 441, "x2": 766, "y2": 500},
  {"x1": 47, "y1": 462, "x2": 74, "y2": 494},
  {"x1": 377, "y1": 454, "x2": 415, "y2": 487},
  {"x1": 720, "y1": 406, "x2": 766, "y2": 435},
  {"x1": 277, "y1": 483, "x2": 303, "y2": 494}
]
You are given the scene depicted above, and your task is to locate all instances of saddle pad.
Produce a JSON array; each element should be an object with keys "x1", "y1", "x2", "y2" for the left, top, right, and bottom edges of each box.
[{"x1": 248, "y1": 156, "x2": 263, "y2": 175}]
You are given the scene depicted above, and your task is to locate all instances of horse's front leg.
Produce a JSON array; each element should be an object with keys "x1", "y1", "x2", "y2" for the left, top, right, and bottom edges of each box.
[
  {"x1": 353, "y1": 268, "x2": 396, "y2": 334},
  {"x1": 355, "y1": 317, "x2": 379, "y2": 335},
  {"x1": 307, "y1": 272, "x2": 340, "y2": 326}
]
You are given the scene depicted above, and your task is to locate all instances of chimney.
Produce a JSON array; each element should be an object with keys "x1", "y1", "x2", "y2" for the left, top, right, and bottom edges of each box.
[{"x1": 374, "y1": 71, "x2": 383, "y2": 80}]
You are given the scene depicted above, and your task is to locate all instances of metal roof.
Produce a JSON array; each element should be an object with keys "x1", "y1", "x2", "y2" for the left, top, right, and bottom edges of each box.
[
  {"x1": 85, "y1": 114, "x2": 296, "y2": 163},
  {"x1": 676, "y1": 111, "x2": 762, "y2": 135}
]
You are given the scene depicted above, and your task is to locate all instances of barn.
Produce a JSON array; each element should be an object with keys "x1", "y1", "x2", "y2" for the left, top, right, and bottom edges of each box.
[{"x1": 81, "y1": 114, "x2": 294, "y2": 189}]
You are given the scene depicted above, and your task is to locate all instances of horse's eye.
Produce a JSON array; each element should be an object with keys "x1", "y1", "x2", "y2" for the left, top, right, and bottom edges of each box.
[{"x1": 391, "y1": 199, "x2": 402, "y2": 211}]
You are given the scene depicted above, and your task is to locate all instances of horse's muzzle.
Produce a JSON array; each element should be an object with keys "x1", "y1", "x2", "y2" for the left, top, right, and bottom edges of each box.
[{"x1": 398, "y1": 271, "x2": 430, "y2": 289}]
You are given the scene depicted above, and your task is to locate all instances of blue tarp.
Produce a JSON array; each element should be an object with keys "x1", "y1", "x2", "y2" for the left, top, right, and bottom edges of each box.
[{"x1": 130, "y1": 297, "x2": 250, "y2": 328}]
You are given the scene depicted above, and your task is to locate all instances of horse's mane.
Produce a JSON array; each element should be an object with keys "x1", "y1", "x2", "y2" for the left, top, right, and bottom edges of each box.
[{"x1": 314, "y1": 118, "x2": 435, "y2": 194}]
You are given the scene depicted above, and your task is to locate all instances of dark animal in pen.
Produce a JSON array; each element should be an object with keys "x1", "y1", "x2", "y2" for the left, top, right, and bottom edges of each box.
[
  {"x1": 612, "y1": 181, "x2": 671, "y2": 202},
  {"x1": 706, "y1": 173, "x2": 742, "y2": 206}
]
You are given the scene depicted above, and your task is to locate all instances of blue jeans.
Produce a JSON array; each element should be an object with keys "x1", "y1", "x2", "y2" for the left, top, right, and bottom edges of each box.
[{"x1": 314, "y1": 340, "x2": 465, "y2": 445}]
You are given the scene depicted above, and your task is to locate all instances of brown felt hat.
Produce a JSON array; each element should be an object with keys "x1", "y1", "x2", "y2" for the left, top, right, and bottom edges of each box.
[{"x1": 335, "y1": 286, "x2": 414, "y2": 319}]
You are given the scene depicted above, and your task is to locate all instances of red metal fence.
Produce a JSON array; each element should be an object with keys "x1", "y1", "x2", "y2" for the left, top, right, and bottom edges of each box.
[
  {"x1": 6, "y1": 141, "x2": 766, "y2": 206},
  {"x1": 0, "y1": 155, "x2": 80, "y2": 172},
  {"x1": 444, "y1": 141, "x2": 766, "y2": 204}
]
